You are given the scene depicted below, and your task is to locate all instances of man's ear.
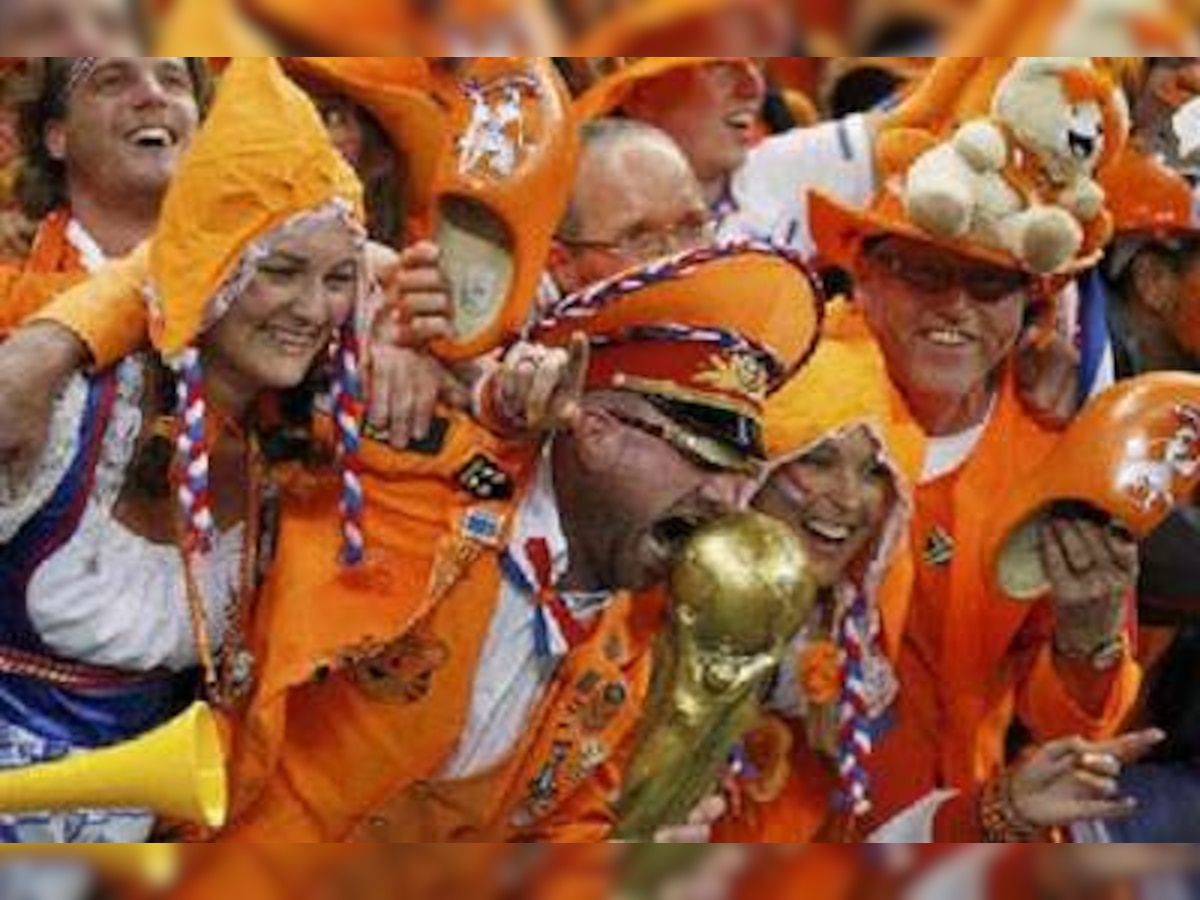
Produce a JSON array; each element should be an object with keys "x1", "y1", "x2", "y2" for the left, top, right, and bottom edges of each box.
[
  {"x1": 43, "y1": 120, "x2": 67, "y2": 163},
  {"x1": 1130, "y1": 251, "x2": 1180, "y2": 317},
  {"x1": 565, "y1": 403, "x2": 624, "y2": 474}
]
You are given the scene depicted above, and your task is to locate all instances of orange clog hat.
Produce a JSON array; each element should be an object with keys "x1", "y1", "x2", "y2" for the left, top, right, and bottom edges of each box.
[
  {"x1": 284, "y1": 57, "x2": 448, "y2": 218},
  {"x1": 149, "y1": 57, "x2": 364, "y2": 356},
  {"x1": 532, "y1": 242, "x2": 824, "y2": 469},
  {"x1": 987, "y1": 373, "x2": 1200, "y2": 601},
  {"x1": 428, "y1": 56, "x2": 579, "y2": 360}
]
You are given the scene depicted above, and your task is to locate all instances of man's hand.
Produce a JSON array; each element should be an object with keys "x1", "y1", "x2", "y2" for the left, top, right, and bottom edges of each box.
[
  {"x1": 374, "y1": 241, "x2": 455, "y2": 348},
  {"x1": 0, "y1": 323, "x2": 91, "y2": 482},
  {"x1": 1010, "y1": 730, "x2": 1164, "y2": 828},
  {"x1": 482, "y1": 334, "x2": 590, "y2": 436},
  {"x1": 1016, "y1": 325, "x2": 1082, "y2": 430},
  {"x1": 652, "y1": 794, "x2": 727, "y2": 844},
  {"x1": 367, "y1": 346, "x2": 470, "y2": 450},
  {"x1": 1040, "y1": 516, "x2": 1138, "y2": 659}
]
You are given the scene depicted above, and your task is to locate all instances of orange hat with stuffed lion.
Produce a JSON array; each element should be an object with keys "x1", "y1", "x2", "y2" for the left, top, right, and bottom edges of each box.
[{"x1": 813, "y1": 54, "x2": 1131, "y2": 279}]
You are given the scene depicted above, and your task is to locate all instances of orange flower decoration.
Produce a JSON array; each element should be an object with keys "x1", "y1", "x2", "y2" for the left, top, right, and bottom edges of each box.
[{"x1": 799, "y1": 641, "x2": 844, "y2": 706}]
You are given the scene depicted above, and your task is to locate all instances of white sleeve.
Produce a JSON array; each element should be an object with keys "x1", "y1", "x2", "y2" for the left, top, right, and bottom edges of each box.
[
  {"x1": 0, "y1": 376, "x2": 89, "y2": 544},
  {"x1": 722, "y1": 114, "x2": 877, "y2": 257}
]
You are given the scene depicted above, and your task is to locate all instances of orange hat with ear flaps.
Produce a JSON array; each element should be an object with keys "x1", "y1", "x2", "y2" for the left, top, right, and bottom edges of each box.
[{"x1": 148, "y1": 57, "x2": 364, "y2": 357}]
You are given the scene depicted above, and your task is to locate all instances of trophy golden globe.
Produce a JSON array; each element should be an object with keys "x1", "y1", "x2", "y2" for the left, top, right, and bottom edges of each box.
[{"x1": 614, "y1": 512, "x2": 818, "y2": 842}]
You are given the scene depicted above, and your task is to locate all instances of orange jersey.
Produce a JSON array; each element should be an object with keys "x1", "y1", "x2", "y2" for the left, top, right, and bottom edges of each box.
[{"x1": 172, "y1": 416, "x2": 652, "y2": 899}]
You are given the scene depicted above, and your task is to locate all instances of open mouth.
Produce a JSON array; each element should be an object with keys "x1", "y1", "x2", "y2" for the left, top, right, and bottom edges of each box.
[
  {"x1": 1067, "y1": 130, "x2": 1097, "y2": 160},
  {"x1": 126, "y1": 125, "x2": 178, "y2": 150}
]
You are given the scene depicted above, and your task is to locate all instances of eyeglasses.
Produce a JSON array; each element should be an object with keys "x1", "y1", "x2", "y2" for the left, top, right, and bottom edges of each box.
[
  {"x1": 558, "y1": 218, "x2": 716, "y2": 260},
  {"x1": 865, "y1": 240, "x2": 1033, "y2": 305}
]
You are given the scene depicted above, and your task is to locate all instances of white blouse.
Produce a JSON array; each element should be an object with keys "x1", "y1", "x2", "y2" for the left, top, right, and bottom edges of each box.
[{"x1": 0, "y1": 357, "x2": 242, "y2": 673}]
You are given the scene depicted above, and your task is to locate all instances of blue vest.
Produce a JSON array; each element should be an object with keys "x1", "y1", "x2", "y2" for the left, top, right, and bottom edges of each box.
[{"x1": 0, "y1": 372, "x2": 195, "y2": 750}]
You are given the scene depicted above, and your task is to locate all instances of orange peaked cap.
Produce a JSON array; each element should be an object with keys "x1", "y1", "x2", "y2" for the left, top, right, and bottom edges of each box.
[{"x1": 150, "y1": 57, "x2": 364, "y2": 356}]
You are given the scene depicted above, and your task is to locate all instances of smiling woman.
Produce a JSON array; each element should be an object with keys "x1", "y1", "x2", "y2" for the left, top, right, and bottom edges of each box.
[{"x1": 0, "y1": 58, "x2": 365, "y2": 870}]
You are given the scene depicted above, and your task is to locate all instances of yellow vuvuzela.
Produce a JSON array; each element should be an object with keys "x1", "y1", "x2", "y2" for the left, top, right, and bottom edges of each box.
[{"x1": 0, "y1": 702, "x2": 227, "y2": 884}]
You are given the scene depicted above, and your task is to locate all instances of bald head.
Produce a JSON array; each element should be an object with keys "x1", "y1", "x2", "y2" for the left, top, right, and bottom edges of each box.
[{"x1": 552, "y1": 118, "x2": 711, "y2": 293}]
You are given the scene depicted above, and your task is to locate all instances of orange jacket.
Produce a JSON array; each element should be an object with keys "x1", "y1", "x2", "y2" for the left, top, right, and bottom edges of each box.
[{"x1": 171, "y1": 416, "x2": 652, "y2": 899}]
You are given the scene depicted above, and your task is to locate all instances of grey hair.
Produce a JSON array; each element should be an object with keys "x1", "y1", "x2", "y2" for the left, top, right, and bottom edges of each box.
[{"x1": 557, "y1": 117, "x2": 691, "y2": 241}]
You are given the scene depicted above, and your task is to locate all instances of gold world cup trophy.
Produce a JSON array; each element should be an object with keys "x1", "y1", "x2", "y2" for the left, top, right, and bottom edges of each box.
[{"x1": 615, "y1": 512, "x2": 818, "y2": 847}]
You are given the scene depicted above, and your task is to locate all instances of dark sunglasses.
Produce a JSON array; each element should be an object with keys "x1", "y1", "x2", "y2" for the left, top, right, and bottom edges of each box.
[{"x1": 865, "y1": 239, "x2": 1034, "y2": 305}]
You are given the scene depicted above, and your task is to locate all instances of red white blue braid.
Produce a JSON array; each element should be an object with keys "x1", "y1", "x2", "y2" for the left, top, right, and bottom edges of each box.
[
  {"x1": 173, "y1": 347, "x2": 216, "y2": 555},
  {"x1": 332, "y1": 318, "x2": 365, "y2": 567},
  {"x1": 837, "y1": 589, "x2": 874, "y2": 818}
]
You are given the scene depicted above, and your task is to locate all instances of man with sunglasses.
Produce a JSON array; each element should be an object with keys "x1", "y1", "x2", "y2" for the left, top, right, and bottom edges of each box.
[{"x1": 805, "y1": 111, "x2": 1142, "y2": 836}]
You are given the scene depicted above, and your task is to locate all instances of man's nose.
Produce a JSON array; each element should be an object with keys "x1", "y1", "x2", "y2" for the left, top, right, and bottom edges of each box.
[{"x1": 129, "y1": 71, "x2": 171, "y2": 108}]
